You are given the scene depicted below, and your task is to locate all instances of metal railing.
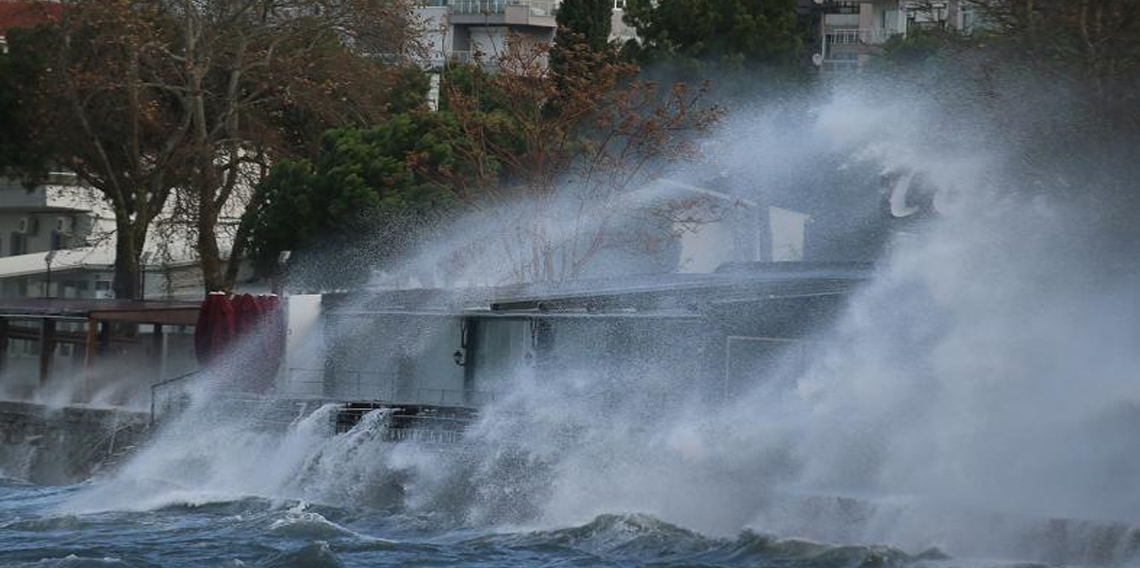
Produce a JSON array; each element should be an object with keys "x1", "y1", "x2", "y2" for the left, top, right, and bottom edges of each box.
[
  {"x1": 311, "y1": 367, "x2": 399, "y2": 401},
  {"x1": 287, "y1": 367, "x2": 497, "y2": 407},
  {"x1": 445, "y1": 51, "x2": 502, "y2": 70},
  {"x1": 448, "y1": 50, "x2": 473, "y2": 64},
  {"x1": 824, "y1": 28, "x2": 899, "y2": 46},
  {"x1": 416, "y1": 387, "x2": 497, "y2": 406},
  {"x1": 449, "y1": 0, "x2": 556, "y2": 17},
  {"x1": 384, "y1": 427, "x2": 465, "y2": 445},
  {"x1": 149, "y1": 370, "x2": 204, "y2": 424}
]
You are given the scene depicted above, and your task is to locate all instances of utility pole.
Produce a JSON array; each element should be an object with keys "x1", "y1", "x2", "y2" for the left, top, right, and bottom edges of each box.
[
  {"x1": 139, "y1": 252, "x2": 152, "y2": 300},
  {"x1": 43, "y1": 250, "x2": 58, "y2": 299}
]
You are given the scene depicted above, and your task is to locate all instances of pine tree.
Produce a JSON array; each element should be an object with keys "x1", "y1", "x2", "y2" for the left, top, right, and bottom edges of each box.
[
  {"x1": 623, "y1": 0, "x2": 804, "y2": 70},
  {"x1": 554, "y1": 0, "x2": 613, "y2": 52}
]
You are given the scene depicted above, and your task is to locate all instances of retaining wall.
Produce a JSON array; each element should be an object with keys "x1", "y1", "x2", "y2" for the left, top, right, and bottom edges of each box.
[{"x1": 0, "y1": 400, "x2": 150, "y2": 485}]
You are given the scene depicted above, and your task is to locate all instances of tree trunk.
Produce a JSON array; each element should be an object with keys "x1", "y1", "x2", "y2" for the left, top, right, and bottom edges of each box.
[
  {"x1": 112, "y1": 221, "x2": 144, "y2": 300},
  {"x1": 197, "y1": 197, "x2": 226, "y2": 293},
  {"x1": 221, "y1": 191, "x2": 266, "y2": 292}
]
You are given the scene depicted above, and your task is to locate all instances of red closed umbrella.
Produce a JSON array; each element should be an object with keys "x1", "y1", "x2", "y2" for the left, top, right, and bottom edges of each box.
[
  {"x1": 230, "y1": 293, "x2": 268, "y2": 392},
  {"x1": 194, "y1": 292, "x2": 234, "y2": 365},
  {"x1": 259, "y1": 294, "x2": 285, "y2": 384},
  {"x1": 233, "y1": 293, "x2": 263, "y2": 337}
]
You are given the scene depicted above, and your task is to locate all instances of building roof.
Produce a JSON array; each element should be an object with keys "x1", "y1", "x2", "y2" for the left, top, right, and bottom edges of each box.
[
  {"x1": 0, "y1": 297, "x2": 200, "y2": 324},
  {"x1": 486, "y1": 262, "x2": 871, "y2": 312},
  {"x1": 325, "y1": 262, "x2": 873, "y2": 318},
  {"x1": 0, "y1": 247, "x2": 112, "y2": 279},
  {"x1": 0, "y1": 245, "x2": 202, "y2": 280},
  {"x1": 0, "y1": 1, "x2": 61, "y2": 35}
]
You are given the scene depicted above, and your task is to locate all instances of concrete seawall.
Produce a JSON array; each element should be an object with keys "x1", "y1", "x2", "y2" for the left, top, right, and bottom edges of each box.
[{"x1": 0, "y1": 400, "x2": 150, "y2": 485}]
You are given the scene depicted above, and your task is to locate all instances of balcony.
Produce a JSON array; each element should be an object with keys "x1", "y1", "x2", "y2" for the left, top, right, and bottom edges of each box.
[
  {"x1": 447, "y1": 0, "x2": 558, "y2": 27},
  {"x1": 449, "y1": 0, "x2": 556, "y2": 17},
  {"x1": 448, "y1": 50, "x2": 473, "y2": 64},
  {"x1": 824, "y1": 27, "x2": 898, "y2": 46}
]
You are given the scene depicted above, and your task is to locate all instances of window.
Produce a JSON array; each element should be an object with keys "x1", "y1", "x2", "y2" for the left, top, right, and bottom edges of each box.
[
  {"x1": 9, "y1": 232, "x2": 25, "y2": 256},
  {"x1": 829, "y1": 2, "x2": 861, "y2": 15}
]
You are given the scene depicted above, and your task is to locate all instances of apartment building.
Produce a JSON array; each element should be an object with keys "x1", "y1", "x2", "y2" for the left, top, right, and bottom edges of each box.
[
  {"x1": 905, "y1": 0, "x2": 982, "y2": 32},
  {"x1": 0, "y1": 175, "x2": 217, "y2": 301},
  {"x1": 816, "y1": 0, "x2": 980, "y2": 73},
  {"x1": 0, "y1": 1, "x2": 60, "y2": 53},
  {"x1": 419, "y1": 0, "x2": 634, "y2": 67},
  {"x1": 0, "y1": 176, "x2": 112, "y2": 300},
  {"x1": 817, "y1": 1, "x2": 907, "y2": 72}
]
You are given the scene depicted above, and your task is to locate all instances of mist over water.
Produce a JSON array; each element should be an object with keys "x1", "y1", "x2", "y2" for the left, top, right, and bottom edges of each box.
[{"x1": 7, "y1": 77, "x2": 1140, "y2": 567}]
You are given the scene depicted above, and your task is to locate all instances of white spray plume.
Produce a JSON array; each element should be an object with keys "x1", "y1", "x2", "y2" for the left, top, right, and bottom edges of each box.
[{"x1": 62, "y1": 75, "x2": 1140, "y2": 565}]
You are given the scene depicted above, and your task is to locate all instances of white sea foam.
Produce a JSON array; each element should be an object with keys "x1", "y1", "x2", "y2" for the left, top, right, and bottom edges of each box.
[{"x1": 58, "y1": 76, "x2": 1140, "y2": 565}]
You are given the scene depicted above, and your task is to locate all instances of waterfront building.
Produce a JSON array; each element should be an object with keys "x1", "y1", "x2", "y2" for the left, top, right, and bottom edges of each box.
[{"x1": 275, "y1": 262, "x2": 869, "y2": 422}]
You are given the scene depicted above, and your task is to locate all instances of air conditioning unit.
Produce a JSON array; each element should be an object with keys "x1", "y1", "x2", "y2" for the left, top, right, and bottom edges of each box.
[
  {"x1": 55, "y1": 216, "x2": 74, "y2": 234},
  {"x1": 94, "y1": 290, "x2": 114, "y2": 299},
  {"x1": 17, "y1": 216, "x2": 39, "y2": 236}
]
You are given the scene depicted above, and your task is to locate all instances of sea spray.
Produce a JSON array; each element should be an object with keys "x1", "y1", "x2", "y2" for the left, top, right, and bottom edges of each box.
[
  {"x1": 51, "y1": 77, "x2": 1140, "y2": 566},
  {"x1": 64, "y1": 403, "x2": 339, "y2": 512},
  {"x1": 286, "y1": 409, "x2": 405, "y2": 506}
]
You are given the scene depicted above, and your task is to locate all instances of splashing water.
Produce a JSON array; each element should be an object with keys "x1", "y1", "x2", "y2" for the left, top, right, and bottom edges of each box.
[{"x1": 5, "y1": 79, "x2": 1140, "y2": 567}]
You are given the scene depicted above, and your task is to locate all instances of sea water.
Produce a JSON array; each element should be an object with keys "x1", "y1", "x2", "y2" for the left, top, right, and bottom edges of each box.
[{"x1": 4, "y1": 79, "x2": 1140, "y2": 568}]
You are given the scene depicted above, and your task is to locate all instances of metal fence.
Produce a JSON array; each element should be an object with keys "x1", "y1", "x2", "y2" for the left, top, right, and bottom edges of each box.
[
  {"x1": 449, "y1": 0, "x2": 556, "y2": 16},
  {"x1": 824, "y1": 28, "x2": 898, "y2": 46},
  {"x1": 287, "y1": 367, "x2": 496, "y2": 407},
  {"x1": 149, "y1": 370, "x2": 201, "y2": 424},
  {"x1": 416, "y1": 387, "x2": 496, "y2": 406}
]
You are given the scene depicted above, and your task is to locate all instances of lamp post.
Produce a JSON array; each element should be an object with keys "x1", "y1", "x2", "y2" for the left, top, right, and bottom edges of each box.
[
  {"x1": 139, "y1": 252, "x2": 152, "y2": 300},
  {"x1": 43, "y1": 250, "x2": 58, "y2": 299},
  {"x1": 273, "y1": 250, "x2": 292, "y2": 295}
]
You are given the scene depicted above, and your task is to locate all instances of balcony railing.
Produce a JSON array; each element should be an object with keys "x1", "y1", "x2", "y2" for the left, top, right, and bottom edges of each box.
[
  {"x1": 445, "y1": 50, "x2": 499, "y2": 69},
  {"x1": 449, "y1": 0, "x2": 557, "y2": 17},
  {"x1": 824, "y1": 28, "x2": 899, "y2": 46}
]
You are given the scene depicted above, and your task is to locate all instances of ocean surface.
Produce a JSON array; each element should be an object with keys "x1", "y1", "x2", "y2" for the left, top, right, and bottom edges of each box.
[{"x1": 0, "y1": 477, "x2": 1046, "y2": 568}]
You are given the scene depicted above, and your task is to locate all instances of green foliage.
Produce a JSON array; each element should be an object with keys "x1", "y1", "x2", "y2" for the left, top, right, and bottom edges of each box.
[
  {"x1": 622, "y1": 0, "x2": 805, "y2": 72},
  {"x1": 248, "y1": 113, "x2": 462, "y2": 275},
  {"x1": 555, "y1": 0, "x2": 613, "y2": 52},
  {"x1": 0, "y1": 27, "x2": 60, "y2": 183},
  {"x1": 877, "y1": 28, "x2": 960, "y2": 68},
  {"x1": 438, "y1": 63, "x2": 512, "y2": 114},
  {"x1": 384, "y1": 66, "x2": 433, "y2": 115}
]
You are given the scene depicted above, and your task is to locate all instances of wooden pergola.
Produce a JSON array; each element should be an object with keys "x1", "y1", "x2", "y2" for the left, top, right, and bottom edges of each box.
[{"x1": 0, "y1": 299, "x2": 200, "y2": 396}]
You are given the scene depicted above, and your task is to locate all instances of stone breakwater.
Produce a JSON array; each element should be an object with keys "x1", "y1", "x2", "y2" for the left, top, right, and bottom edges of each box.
[{"x1": 0, "y1": 400, "x2": 150, "y2": 485}]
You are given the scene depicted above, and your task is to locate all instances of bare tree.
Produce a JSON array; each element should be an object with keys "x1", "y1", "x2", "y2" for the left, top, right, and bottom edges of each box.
[
  {"x1": 11, "y1": 1, "x2": 193, "y2": 299},
  {"x1": 7, "y1": 0, "x2": 422, "y2": 297},
  {"x1": 164, "y1": 0, "x2": 423, "y2": 292},
  {"x1": 431, "y1": 38, "x2": 722, "y2": 283}
]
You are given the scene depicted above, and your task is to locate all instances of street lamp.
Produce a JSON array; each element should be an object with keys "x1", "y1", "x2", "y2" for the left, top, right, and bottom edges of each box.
[
  {"x1": 273, "y1": 250, "x2": 292, "y2": 295},
  {"x1": 139, "y1": 252, "x2": 153, "y2": 300},
  {"x1": 43, "y1": 250, "x2": 58, "y2": 299}
]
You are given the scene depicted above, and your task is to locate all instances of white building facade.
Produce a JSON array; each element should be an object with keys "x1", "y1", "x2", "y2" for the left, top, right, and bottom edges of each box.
[
  {"x1": 816, "y1": 0, "x2": 982, "y2": 73},
  {"x1": 0, "y1": 175, "x2": 253, "y2": 302},
  {"x1": 418, "y1": 0, "x2": 635, "y2": 67}
]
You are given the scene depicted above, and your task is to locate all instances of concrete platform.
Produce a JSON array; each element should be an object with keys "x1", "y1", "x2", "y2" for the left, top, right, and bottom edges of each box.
[{"x1": 0, "y1": 400, "x2": 150, "y2": 485}]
